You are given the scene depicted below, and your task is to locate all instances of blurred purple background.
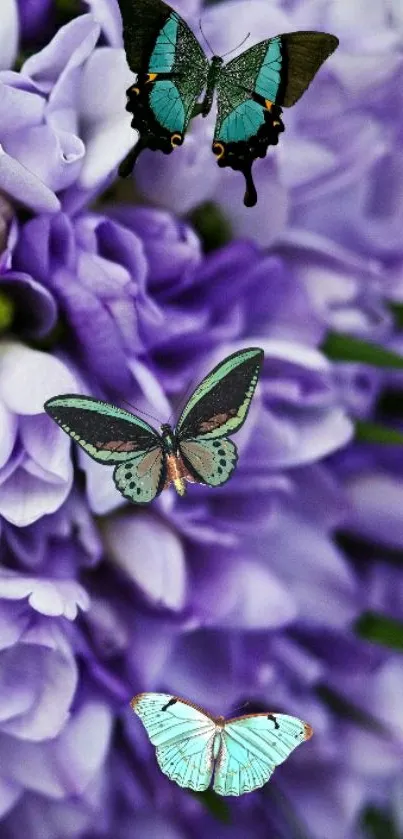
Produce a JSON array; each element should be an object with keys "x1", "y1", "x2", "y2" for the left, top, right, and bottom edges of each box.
[{"x1": 0, "y1": 0, "x2": 403, "y2": 837}]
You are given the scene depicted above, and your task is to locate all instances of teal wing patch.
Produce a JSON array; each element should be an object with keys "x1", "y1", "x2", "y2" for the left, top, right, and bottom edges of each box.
[
  {"x1": 176, "y1": 348, "x2": 263, "y2": 440},
  {"x1": 44, "y1": 396, "x2": 161, "y2": 464},
  {"x1": 214, "y1": 713, "x2": 312, "y2": 796},
  {"x1": 218, "y1": 99, "x2": 266, "y2": 144},
  {"x1": 149, "y1": 79, "x2": 185, "y2": 132},
  {"x1": 254, "y1": 36, "x2": 283, "y2": 100},
  {"x1": 179, "y1": 438, "x2": 237, "y2": 486},
  {"x1": 148, "y1": 12, "x2": 180, "y2": 72},
  {"x1": 113, "y1": 446, "x2": 165, "y2": 504}
]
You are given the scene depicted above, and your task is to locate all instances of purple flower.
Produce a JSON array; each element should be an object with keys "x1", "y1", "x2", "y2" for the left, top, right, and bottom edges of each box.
[
  {"x1": 0, "y1": 0, "x2": 18, "y2": 72},
  {"x1": 0, "y1": 14, "x2": 135, "y2": 214},
  {"x1": 1, "y1": 1, "x2": 403, "y2": 837},
  {"x1": 16, "y1": 0, "x2": 55, "y2": 45},
  {"x1": 0, "y1": 341, "x2": 76, "y2": 525}
]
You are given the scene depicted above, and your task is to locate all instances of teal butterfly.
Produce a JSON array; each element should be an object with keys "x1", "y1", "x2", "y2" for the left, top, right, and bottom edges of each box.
[
  {"x1": 44, "y1": 347, "x2": 263, "y2": 504},
  {"x1": 131, "y1": 692, "x2": 313, "y2": 795},
  {"x1": 117, "y1": 0, "x2": 338, "y2": 206}
]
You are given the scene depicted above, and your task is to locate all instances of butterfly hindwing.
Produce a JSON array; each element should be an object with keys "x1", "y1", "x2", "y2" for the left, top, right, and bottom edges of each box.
[
  {"x1": 214, "y1": 713, "x2": 313, "y2": 796},
  {"x1": 118, "y1": 0, "x2": 208, "y2": 175},
  {"x1": 113, "y1": 446, "x2": 166, "y2": 503},
  {"x1": 44, "y1": 396, "x2": 161, "y2": 464},
  {"x1": 214, "y1": 31, "x2": 339, "y2": 206},
  {"x1": 176, "y1": 347, "x2": 263, "y2": 442},
  {"x1": 179, "y1": 438, "x2": 237, "y2": 486},
  {"x1": 132, "y1": 693, "x2": 216, "y2": 791}
]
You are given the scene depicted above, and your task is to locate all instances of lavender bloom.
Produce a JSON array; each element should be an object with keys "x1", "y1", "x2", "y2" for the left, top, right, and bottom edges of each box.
[
  {"x1": 16, "y1": 0, "x2": 55, "y2": 46},
  {"x1": 0, "y1": 0, "x2": 18, "y2": 72},
  {"x1": 0, "y1": 13, "x2": 136, "y2": 214},
  {"x1": 0, "y1": 1, "x2": 403, "y2": 837},
  {"x1": 0, "y1": 341, "x2": 76, "y2": 525}
]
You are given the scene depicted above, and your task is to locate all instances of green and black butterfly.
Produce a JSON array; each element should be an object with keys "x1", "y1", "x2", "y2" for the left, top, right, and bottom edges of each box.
[
  {"x1": 44, "y1": 348, "x2": 264, "y2": 505},
  {"x1": 117, "y1": 0, "x2": 338, "y2": 206}
]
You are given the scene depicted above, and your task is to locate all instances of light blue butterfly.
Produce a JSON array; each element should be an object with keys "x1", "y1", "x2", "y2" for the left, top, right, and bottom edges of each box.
[{"x1": 131, "y1": 692, "x2": 313, "y2": 795}]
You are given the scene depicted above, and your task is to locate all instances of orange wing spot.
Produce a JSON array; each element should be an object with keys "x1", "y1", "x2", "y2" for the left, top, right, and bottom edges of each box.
[
  {"x1": 265, "y1": 99, "x2": 273, "y2": 111},
  {"x1": 213, "y1": 142, "x2": 225, "y2": 161},
  {"x1": 303, "y1": 723, "x2": 314, "y2": 740},
  {"x1": 97, "y1": 440, "x2": 137, "y2": 452},
  {"x1": 146, "y1": 73, "x2": 158, "y2": 83},
  {"x1": 171, "y1": 133, "x2": 183, "y2": 148}
]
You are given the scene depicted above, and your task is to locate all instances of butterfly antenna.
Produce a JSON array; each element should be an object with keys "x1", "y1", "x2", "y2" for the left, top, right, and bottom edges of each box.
[
  {"x1": 221, "y1": 32, "x2": 251, "y2": 59},
  {"x1": 230, "y1": 701, "x2": 251, "y2": 715},
  {"x1": 166, "y1": 372, "x2": 198, "y2": 425},
  {"x1": 121, "y1": 399, "x2": 162, "y2": 425},
  {"x1": 199, "y1": 19, "x2": 215, "y2": 55}
]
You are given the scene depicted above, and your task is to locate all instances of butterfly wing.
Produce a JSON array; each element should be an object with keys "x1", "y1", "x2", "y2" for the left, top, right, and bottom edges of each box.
[
  {"x1": 117, "y1": 0, "x2": 209, "y2": 175},
  {"x1": 113, "y1": 446, "x2": 166, "y2": 503},
  {"x1": 44, "y1": 395, "x2": 166, "y2": 504},
  {"x1": 179, "y1": 438, "x2": 238, "y2": 487},
  {"x1": 176, "y1": 348, "x2": 264, "y2": 440},
  {"x1": 131, "y1": 693, "x2": 216, "y2": 791},
  {"x1": 176, "y1": 347, "x2": 263, "y2": 487},
  {"x1": 214, "y1": 32, "x2": 338, "y2": 206},
  {"x1": 214, "y1": 713, "x2": 313, "y2": 796}
]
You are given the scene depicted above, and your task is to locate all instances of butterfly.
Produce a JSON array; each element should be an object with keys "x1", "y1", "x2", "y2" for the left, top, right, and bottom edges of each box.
[
  {"x1": 44, "y1": 347, "x2": 263, "y2": 505},
  {"x1": 116, "y1": 0, "x2": 338, "y2": 206},
  {"x1": 131, "y1": 692, "x2": 313, "y2": 795}
]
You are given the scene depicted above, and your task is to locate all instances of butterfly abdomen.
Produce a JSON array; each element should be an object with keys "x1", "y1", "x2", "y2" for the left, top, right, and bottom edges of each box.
[
  {"x1": 165, "y1": 454, "x2": 187, "y2": 496},
  {"x1": 161, "y1": 426, "x2": 187, "y2": 496}
]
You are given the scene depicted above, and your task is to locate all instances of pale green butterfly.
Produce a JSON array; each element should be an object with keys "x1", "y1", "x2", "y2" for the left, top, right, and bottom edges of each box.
[{"x1": 131, "y1": 692, "x2": 313, "y2": 796}]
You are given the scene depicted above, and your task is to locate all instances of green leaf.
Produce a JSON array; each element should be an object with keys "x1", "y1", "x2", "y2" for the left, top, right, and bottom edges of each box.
[
  {"x1": 362, "y1": 806, "x2": 401, "y2": 839},
  {"x1": 355, "y1": 611, "x2": 403, "y2": 651},
  {"x1": 188, "y1": 202, "x2": 232, "y2": 253},
  {"x1": 0, "y1": 292, "x2": 15, "y2": 333},
  {"x1": 389, "y1": 302, "x2": 403, "y2": 331},
  {"x1": 355, "y1": 420, "x2": 403, "y2": 446},
  {"x1": 322, "y1": 332, "x2": 403, "y2": 369},
  {"x1": 316, "y1": 685, "x2": 385, "y2": 733},
  {"x1": 189, "y1": 788, "x2": 231, "y2": 824}
]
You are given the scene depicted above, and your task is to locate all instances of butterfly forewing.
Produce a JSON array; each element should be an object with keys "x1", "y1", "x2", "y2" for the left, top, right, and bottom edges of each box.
[
  {"x1": 118, "y1": 0, "x2": 173, "y2": 72},
  {"x1": 176, "y1": 348, "x2": 264, "y2": 441},
  {"x1": 278, "y1": 32, "x2": 339, "y2": 107},
  {"x1": 214, "y1": 713, "x2": 312, "y2": 796},
  {"x1": 44, "y1": 396, "x2": 161, "y2": 464},
  {"x1": 179, "y1": 438, "x2": 238, "y2": 486},
  {"x1": 132, "y1": 693, "x2": 216, "y2": 791}
]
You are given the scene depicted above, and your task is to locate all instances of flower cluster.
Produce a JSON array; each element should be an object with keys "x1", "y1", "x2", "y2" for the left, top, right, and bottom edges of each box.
[{"x1": 0, "y1": 1, "x2": 402, "y2": 838}]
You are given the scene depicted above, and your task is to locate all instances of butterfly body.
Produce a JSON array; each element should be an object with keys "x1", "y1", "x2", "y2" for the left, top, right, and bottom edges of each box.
[
  {"x1": 199, "y1": 55, "x2": 224, "y2": 116},
  {"x1": 131, "y1": 692, "x2": 313, "y2": 795},
  {"x1": 44, "y1": 348, "x2": 264, "y2": 504},
  {"x1": 117, "y1": 0, "x2": 338, "y2": 205},
  {"x1": 160, "y1": 423, "x2": 189, "y2": 496}
]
